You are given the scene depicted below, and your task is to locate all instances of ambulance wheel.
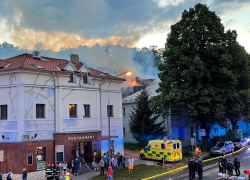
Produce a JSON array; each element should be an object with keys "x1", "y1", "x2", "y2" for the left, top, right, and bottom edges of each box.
[{"x1": 141, "y1": 155, "x2": 146, "y2": 160}]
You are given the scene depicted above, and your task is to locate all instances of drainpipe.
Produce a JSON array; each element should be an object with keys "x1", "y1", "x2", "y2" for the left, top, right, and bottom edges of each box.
[
  {"x1": 52, "y1": 72, "x2": 56, "y2": 133},
  {"x1": 99, "y1": 78, "x2": 106, "y2": 155}
]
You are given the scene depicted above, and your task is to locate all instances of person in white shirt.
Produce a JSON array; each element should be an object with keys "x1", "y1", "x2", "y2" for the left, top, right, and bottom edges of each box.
[
  {"x1": 6, "y1": 170, "x2": 13, "y2": 180},
  {"x1": 63, "y1": 161, "x2": 67, "y2": 177},
  {"x1": 128, "y1": 156, "x2": 134, "y2": 175}
]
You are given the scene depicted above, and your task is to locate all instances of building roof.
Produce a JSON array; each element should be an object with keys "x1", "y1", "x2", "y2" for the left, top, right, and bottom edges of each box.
[
  {"x1": 122, "y1": 82, "x2": 159, "y2": 104},
  {"x1": 0, "y1": 53, "x2": 125, "y2": 81}
]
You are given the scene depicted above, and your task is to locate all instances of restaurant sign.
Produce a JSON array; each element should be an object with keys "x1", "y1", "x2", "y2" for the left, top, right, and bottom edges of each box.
[{"x1": 67, "y1": 135, "x2": 95, "y2": 141}]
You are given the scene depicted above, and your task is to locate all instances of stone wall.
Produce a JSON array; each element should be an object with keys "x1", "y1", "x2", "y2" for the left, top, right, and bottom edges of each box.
[{"x1": 3, "y1": 170, "x2": 46, "y2": 180}]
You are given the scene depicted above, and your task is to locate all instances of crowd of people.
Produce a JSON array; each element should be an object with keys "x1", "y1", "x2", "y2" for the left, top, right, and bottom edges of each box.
[
  {"x1": 218, "y1": 155, "x2": 241, "y2": 176},
  {"x1": 91, "y1": 152, "x2": 134, "y2": 176}
]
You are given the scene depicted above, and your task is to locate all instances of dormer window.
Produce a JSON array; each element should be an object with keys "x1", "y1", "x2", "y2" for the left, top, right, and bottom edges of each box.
[{"x1": 83, "y1": 74, "x2": 88, "y2": 84}]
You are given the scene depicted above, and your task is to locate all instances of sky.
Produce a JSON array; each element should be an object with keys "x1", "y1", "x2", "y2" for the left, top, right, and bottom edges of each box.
[{"x1": 0, "y1": 0, "x2": 250, "y2": 80}]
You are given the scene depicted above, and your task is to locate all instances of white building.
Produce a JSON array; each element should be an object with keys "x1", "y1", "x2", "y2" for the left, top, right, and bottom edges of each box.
[
  {"x1": 122, "y1": 83, "x2": 196, "y2": 147},
  {"x1": 0, "y1": 52, "x2": 125, "y2": 178}
]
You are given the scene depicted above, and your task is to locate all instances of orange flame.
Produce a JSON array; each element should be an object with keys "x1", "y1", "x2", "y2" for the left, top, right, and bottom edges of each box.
[{"x1": 132, "y1": 81, "x2": 137, "y2": 86}]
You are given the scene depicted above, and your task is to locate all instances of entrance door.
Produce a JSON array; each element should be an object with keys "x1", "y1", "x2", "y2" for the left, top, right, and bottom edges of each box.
[{"x1": 83, "y1": 142, "x2": 92, "y2": 163}]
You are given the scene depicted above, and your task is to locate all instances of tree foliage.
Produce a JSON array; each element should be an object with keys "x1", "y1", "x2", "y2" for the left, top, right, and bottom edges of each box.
[
  {"x1": 154, "y1": 3, "x2": 250, "y2": 130},
  {"x1": 129, "y1": 88, "x2": 167, "y2": 148}
]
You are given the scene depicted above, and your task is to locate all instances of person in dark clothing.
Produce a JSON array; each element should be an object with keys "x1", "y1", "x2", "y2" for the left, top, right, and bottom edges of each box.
[
  {"x1": 192, "y1": 159, "x2": 197, "y2": 178},
  {"x1": 45, "y1": 164, "x2": 53, "y2": 180},
  {"x1": 234, "y1": 156, "x2": 240, "y2": 176},
  {"x1": 221, "y1": 156, "x2": 227, "y2": 174},
  {"x1": 218, "y1": 158, "x2": 224, "y2": 174},
  {"x1": 55, "y1": 164, "x2": 60, "y2": 180},
  {"x1": 52, "y1": 164, "x2": 56, "y2": 180},
  {"x1": 69, "y1": 160, "x2": 75, "y2": 176},
  {"x1": 188, "y1": 158, "x2": 194, "y2": 180},
  {"x1": 119, "y1": 154, "x2": 123, "y2": 168},
  {"x1": 227, "y1": 160, "x2": 234, "y2": 176},
  {"x1": 74, "y1": 158, "x2": 80, "y2": 176},
  {"x1": 0, "y1": 172, "x2": 2, "y2": 180},
  {"x1": 22, "y1": 168, "x2": 27, "y2": 180},
  {"x1": 197, "y1": 158, "x2": 203, "y2": 180}
]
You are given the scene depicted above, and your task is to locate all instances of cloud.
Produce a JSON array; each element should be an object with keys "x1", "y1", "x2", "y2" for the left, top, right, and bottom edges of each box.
[{"x1": 224, "y1": 19, "x2": 237, "y2": 27}]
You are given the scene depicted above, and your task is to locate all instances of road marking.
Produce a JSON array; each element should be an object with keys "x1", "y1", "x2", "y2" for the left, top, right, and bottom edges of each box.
[
  {"x1": 203, "y1": 173, "x2": 209, "y2": 176},
  {"x1": 215, "y1": 169, "x2": 218, "y2": 171}
]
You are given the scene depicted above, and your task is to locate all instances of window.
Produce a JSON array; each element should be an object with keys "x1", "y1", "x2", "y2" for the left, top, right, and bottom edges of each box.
[
  {"x1": 83, "y1": 74, "x2": 88, "y2": 83},
  {"x1": 68, "y1": 73, "x2": 73, "y2": 82},
  {"x1": 123, "y1": 107, "x2": 125, "y2": 116},
  {"x1": 214, "y1": 128, "x2": 218, "y2": 134},
  {"x1": 36, "y1": 147, "x2": 46, "y2": 161},
  {"x1": 177, "y1": 143, "x2": 180, "y2": 149},
  {"x1": 36, "y1": 104, "x2": 45, "y2": 118},
  {"x1": 161, "y1": 144, "x2": 165, "y2": 149},
  {"x1": 173, "y1": 144, "x2": 176, "y2": 149},
  {"x1": 0, "y1": 105, "x2": 7, "y2": 120},
  {"x1": 83, "y1": 105, "x2": 90, "y2": 117},
  {"x1": 69, "y1": 104, "x2": 77, "y2": 117},
  {"x1": 107, "y1": 105, "x2": 113, "y2": 117},
  {"x1": 123, "y1": 127, "x2": 125, "y2": 136}
]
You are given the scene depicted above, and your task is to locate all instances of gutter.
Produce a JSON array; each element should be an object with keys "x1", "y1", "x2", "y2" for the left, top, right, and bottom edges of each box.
[
  {"x1": 99, "y1": 78, "x2": 106, "y2": 154},
  {"x1": 52, "y1": 72, "x2": 56, "y2": 133}
]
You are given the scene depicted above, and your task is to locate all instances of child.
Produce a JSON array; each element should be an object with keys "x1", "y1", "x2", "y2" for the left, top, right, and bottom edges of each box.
[{"x1": 65, "y1": 169, "x2": 72, "y2": 180}]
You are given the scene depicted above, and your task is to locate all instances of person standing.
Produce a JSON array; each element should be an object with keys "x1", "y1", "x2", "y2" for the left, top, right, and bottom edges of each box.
[
  {"x1": 197, "y1": 158, "x2": 203, "y2": 180},
  {"x1": 100, "y1": 158, "x2": 105, "y2": 175},
  {"x1": 52, "y1": 164, "x2": 56, "y2": 180},
  {"x1": 64, "y1": 169, "x2": 72, "y2": 180},
  {"x1": 188, "y1": 158, "x2": 194, "y2": 180},
  {"x1": 63, "y1": 161, "x2": 67, "y2": 177},
  {"x1": 22, "y1": 168, "x2": 27, "y2": 180},
  {"x1": 0, "y1": 172, "x2": 2, "y2": 180},
  {"x1": 119, "y1": 154, "x2": 123, "y2": 168},
  {"x1": 122, "y1": 156, "x2": 126, "y2": 168},
  {"x1": 221, "y1": 156, "x2": 227, "y2": 174},
  {"x1": 69, "y1": 160, "x2": 75, "y2": 176},
  {"x1": 227, "y1": 160, "x2": 234, "y2": 176},
  {"x1": 234, "y1": 156, "x2": 240, "y2": 176},
  {"x1": 45, "y1": 164, "x2": 53, "y2": 180},
  {"x1": 113, "y1": 156, "x2": 118, "y2": 173},
  {"x1": 218, "y1": 158, "x2": 224, "y2": 174},
  {"x1": 55, "y1": 164, "x2": 60, "y2": 180},
  {"x1": 192, "y1": 159, "x2": 197, "y2": 178},
  {"x1": 74, "y1": 158, "x2": 80, "y2": 176},
  {"x1": 6, "y1": 170, "x2": 12, "y2": 180},
  {"x1": 128, "y1": 156, "x2": 134, "y2": 175},
  {"x1": 117, "y1": 154, "x2": 120, "y2": 169},
  {"x1": 59, "y1": 161, "x2": 63, "y2": 177}
]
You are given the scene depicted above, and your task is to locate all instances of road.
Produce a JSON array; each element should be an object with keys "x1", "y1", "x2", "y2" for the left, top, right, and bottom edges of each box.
[{"x1": 152, "y1": 147, "x2": 250, "y2": 180}]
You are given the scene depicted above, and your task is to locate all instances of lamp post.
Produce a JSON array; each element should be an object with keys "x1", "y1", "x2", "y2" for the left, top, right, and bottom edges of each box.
[{"x1": 107, "y1": 70, "x2": 132, "y2": 169}]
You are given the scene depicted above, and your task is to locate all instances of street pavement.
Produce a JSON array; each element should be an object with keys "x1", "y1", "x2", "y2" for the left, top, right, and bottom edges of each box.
[{"x1": 151, "y1": 147, "x2": 250, "y2": 180}]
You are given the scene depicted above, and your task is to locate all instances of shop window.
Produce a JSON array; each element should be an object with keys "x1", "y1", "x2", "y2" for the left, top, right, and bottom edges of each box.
[
  {"x1": 123, "y1": 107, "x2": 125, "y2": 116},
  {"x1": 36, "y1": 147, "x2": 46, "y2": 161},
  {"x1": 107, "y1": 105, "x2": 113, "y2": 117},
  {"x1": 83, "y1": 105, "x2": 90, "y2": 117},
  {"x1": 69, "y1": 104, "x2": 77, "y2": 118},
  {"x1": 0, "y1": 105, "x2": 7, "y2": 120},
  {"x1": 36, "y1": 104, "x2": 45, "y2": 118},
  {"x1": 83, "y1": 74, "x2": 88, "y2": 84},
  {"x1": 123, "y1": 127, "x2": 125, "y2": 136}
]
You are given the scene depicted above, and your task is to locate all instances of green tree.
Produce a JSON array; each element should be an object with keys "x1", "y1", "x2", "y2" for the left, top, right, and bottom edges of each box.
[
  {"x1": 129, "y1": 88, "x2": 167, "y2": 148},
  {"x1": 154, "y1": 3, "x2": 250, "y2": 149}
]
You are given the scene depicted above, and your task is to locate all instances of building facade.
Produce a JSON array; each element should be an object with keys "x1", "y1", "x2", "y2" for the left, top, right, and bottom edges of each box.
[{"x1": 0, "y1": 53, "x2": 125, "y2": 177}]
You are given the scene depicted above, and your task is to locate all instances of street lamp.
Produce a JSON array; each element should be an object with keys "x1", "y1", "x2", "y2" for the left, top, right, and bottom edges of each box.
[{"x1": 108, "y1": 70, "x2": 132, "y2": 169}]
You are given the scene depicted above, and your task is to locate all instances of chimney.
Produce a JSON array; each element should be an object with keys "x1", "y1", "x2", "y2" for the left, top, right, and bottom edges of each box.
[{"x1": 70, "y1": 54, "x2": 79, "y2": 64}]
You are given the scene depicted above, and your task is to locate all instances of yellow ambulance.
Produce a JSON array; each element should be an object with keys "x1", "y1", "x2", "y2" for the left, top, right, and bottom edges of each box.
[{"x1": 140, "y1": 139, "x2": 182, "y2": 162}]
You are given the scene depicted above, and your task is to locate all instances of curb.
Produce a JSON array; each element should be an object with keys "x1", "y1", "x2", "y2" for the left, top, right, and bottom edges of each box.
[{"x1": 141, "y1": 145, "x2": 250, "y2": 180}]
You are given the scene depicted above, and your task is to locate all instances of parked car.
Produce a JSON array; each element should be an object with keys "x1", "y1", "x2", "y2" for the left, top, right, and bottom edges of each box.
[
  {"x1": 233, "y1": 138, "x2": 248, "y2": 148},
  {"x1": 210, "y1": 141, "x2": 234, "y2": 155}
]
